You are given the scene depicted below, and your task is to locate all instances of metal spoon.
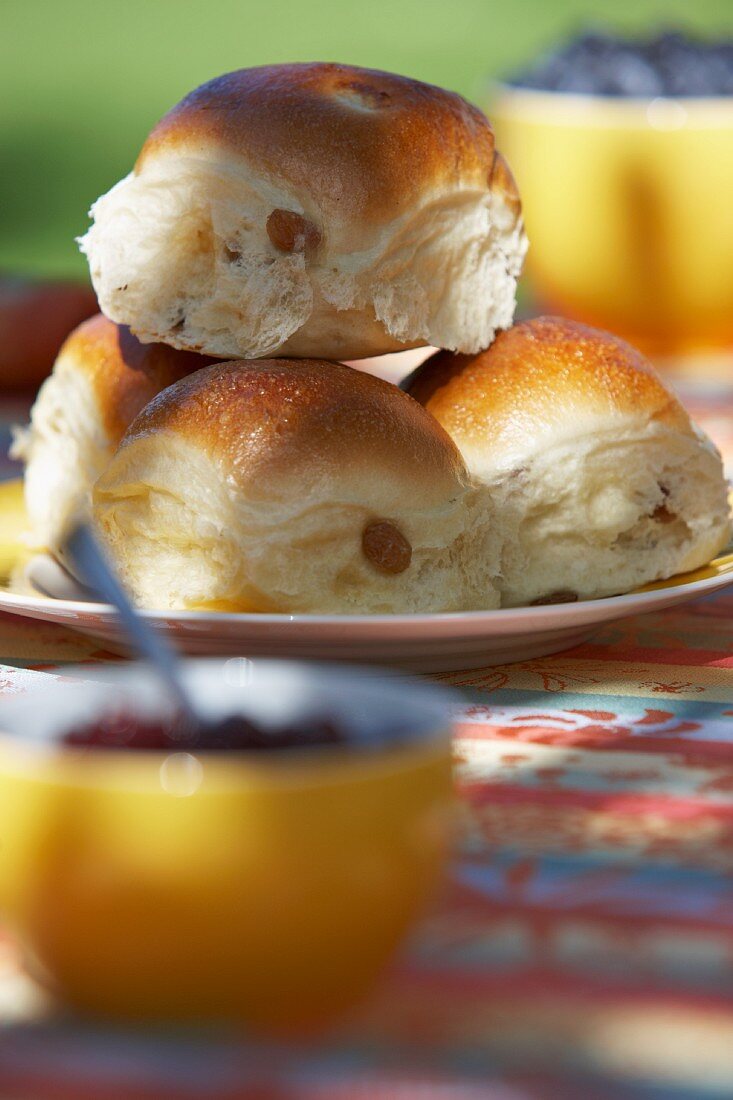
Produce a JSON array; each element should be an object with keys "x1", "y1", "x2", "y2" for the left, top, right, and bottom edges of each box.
[{"x1": 64, "y1": 522, "x2": 201, "y2": 731}]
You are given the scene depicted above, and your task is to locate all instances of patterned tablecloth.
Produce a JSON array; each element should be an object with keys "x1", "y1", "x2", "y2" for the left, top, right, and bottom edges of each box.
[{"x1": 1, "y1": 378, "x2": 733, "y2": 1099}]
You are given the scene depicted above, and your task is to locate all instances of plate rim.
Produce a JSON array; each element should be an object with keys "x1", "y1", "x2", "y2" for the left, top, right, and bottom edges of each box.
[{"x1": 2, "y1": 560, "x2": 732, "y2": 628}]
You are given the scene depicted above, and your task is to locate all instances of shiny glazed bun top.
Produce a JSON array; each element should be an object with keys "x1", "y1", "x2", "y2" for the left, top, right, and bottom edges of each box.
[
  {"x1": 93, "y1": 359, "x2": 499, "y2": 614},
  {"x1": 81, "y1": 63, "x2": 526, "y2": 362},
  {"x1": 122, "y1": 358, "x2": 468, "y2": 505},
  {"x1": 139, "y1": 64, "x2": 511, "y2": 231},
  {"x1": 406, "y1": 316, "x2": 694, "y2": 479}
]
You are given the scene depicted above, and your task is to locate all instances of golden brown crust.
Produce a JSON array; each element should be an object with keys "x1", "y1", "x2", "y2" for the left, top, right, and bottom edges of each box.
[
  {"x1": 60, "y1": 314, "x2": 215, "y2": 442},
  {"x1": 136, "y1": 63, "x2": 517, "y2": 228},
  {"x1": 122, "y1": 357, "x2": 469, "y2": 503},
  {"x1": 406, "y1": 317, "x2": 693, "y2": 452}
]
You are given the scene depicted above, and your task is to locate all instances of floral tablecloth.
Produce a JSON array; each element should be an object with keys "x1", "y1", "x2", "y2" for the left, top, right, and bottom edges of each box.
[{"x1": 1, "y1": 378, "x2": 733, "y2": 1099}]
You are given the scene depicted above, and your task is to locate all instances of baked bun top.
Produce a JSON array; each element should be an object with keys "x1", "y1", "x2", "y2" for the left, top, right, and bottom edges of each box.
[
  {"x1": 138, "y1": 63, "x2": 518, "y2": 238},
  {"x1": 405, "y1": 316, "x2": 694, "y2": 477},
  {"x1": 122, "y1": 357, "x2": 469, "y2": 508},
  {"x1": 60, "y1": 313, "x2": 214, "y2": 440},
  {"x1": 80, "y1": 63, "x2": 526, "y2": 362}
]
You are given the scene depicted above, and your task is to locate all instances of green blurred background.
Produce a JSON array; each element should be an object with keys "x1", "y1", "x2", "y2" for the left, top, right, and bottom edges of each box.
[{"x1": 2, "y1": 0, "x2": 732, "y2": 279}]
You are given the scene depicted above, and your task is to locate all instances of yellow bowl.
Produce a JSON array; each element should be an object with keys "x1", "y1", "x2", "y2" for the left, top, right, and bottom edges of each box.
[
  {"x1": 490, "y1": 85, "x2": 733, "y2": 359},
  {"x1": 0, "y1": 660, "x2": 453, "y2": 1030}
]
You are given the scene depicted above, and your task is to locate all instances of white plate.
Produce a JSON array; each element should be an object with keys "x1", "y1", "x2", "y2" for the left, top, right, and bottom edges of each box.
[{"x1": 1, "y1": 552, "x2": 732, "y2": 672}]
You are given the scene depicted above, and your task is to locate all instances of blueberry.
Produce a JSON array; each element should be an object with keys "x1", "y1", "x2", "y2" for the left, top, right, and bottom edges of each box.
[{"x1": 505, "y1": 28, "x2": 733, "y2": 98}]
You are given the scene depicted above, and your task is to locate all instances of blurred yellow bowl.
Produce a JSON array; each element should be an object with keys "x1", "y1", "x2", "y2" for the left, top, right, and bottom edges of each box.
[
  {"x1": 490, "y1": 85, "x2": 733, "y2": 359},
  {"x1": 0, "y1": 660, "x2": 453, "y2": 1030},
  {"x1": 0, "y1": 479, "x2": 28, "y2": 583}
]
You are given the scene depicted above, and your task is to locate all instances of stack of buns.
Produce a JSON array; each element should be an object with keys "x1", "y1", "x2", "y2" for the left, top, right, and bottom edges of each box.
[{"x1": 15, "y1": 63, "x2": 731, "y2": 614}]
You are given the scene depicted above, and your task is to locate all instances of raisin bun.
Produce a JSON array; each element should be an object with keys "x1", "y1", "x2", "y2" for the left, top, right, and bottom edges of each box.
[
  {"x1": 13, "y1": 314, "x2": 212, "y2": 560},
  {"x1": 92, "y1": 359, "x2": 500, "y2": 614},
  {"x1": 79, "y1": 63, "x2": 526, "y2": 362},
  {"x1": 406, "y1": 317, "x2": 731, "y2": 606}
]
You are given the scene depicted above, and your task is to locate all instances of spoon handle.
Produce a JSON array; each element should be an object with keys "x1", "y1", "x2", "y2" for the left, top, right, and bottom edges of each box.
[{"x1": 65, "y1": 523, "x2": 199, "y2": 727}]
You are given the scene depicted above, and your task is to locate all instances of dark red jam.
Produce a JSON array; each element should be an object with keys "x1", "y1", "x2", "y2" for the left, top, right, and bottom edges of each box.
[{"x1": 63, "y1": 711, "x2": 348, "y2": 752}]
